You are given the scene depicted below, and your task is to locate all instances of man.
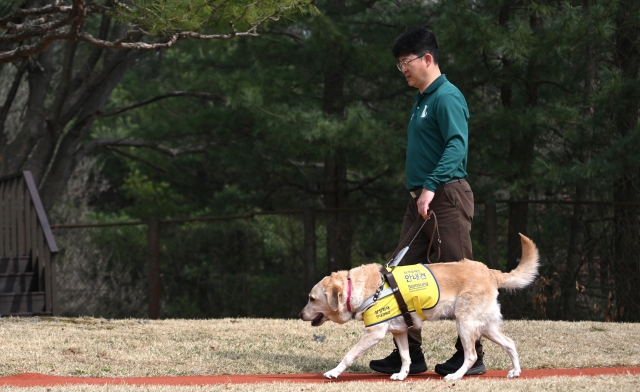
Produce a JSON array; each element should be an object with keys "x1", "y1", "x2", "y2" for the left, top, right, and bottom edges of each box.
[{"x1": 368, "y1": 27, "x2": 485, "y2": 377}]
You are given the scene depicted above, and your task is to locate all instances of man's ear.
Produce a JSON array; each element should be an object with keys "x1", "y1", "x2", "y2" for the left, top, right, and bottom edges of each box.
[
  {"x1": 423, "y1": 53, "x2": 432, "y2": 67},
  {"x1": 324, "y1": 285, "x2": 342, "y2": 312}
]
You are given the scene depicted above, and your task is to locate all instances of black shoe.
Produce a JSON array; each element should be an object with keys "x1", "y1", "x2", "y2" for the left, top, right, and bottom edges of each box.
[
  {"x1": 434, "y1": 351, "x2": 486, "y2": 376},
  {"x1": 369, "y1": 349, "x2": 428, "y2": 374}
]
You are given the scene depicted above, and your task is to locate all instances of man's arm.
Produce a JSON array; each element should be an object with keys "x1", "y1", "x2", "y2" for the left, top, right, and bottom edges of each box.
[
  {"x1": 422, "y1": 93, "x2": 469, "y2": 192},
  {"x1": 419, "y1": 93, "x2": 469, "y2": 218}
]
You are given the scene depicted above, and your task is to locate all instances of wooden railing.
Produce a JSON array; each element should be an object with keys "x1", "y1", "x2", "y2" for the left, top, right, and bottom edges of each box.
[{"x1": 0, "y1": 171, "x2": 58, "y2": 316}]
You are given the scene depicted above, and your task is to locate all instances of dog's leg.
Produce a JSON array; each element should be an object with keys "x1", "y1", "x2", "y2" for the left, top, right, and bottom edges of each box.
[
  {"x1": 483, "y1": 323, "x2": 521, "y2": 378},
  {"x1": 324, "y1": 324, "x2": 388, "y2": 379},
  {"x1": 444, "y1": 320, "x2": 478, "y2": 381},
  {"x1": 389, "y1": 331, "x2": 411, "y2": 381}
]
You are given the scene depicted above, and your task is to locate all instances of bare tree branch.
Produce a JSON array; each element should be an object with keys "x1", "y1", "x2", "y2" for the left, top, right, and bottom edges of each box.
[
  {"x1": 0, "y1": 2, "x2": 72, "y2": 29},
  {"x1": 0, "y1": 29, "x2": 74, "y2": 65},
  {"x1": 82, "y1": 138, "x2": 210, "y2": 158},
  {"x1": 0, "y1": 0, "x2": 312, "y2": 65},
  {"x1": 1, "y1": 0, "x2": 315, "y2": 211},
  {"x1": 264, "y1": 29, "x2": 304, "y2": 44},
  {"x1": 345, "y1": 169, "x2": 390, "y2": 193},
  {"x1": 58, "y1": 48, "x2": 136, "y2": 127},
  {"x1": 104, "y1": 146, "x2": 169, "y2": 173},
  {"x1": 96, "y1": 91, "x2": 226, "y2": 118},
  {"x1": 1, "y1": 12, "x2": 75, "y2": 45},
  {"x1": 537, "y1": 79, "x2": 570, "y2": 93}
]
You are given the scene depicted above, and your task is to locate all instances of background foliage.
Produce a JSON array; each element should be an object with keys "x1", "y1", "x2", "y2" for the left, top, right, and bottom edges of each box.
[{"x1": 2, "y1": 0, "x2": 639, "y2": 321}]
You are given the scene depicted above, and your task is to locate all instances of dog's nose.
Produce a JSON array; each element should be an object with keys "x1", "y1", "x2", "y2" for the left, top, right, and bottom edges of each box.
[{"x1": 298, "y1": 311, "x2": 304, "y2": 319}]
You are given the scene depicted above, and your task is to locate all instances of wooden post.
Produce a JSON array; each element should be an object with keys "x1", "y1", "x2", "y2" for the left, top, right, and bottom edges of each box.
[
  {"x1": 303, "y1": 207, "x2": 317, "y2": 291},
  {"x1": 148, "y1": 218, "x2": 160, "y2": 319},
  {"x1": 484, "y1": 199, "x2": 499, "y2": 270}
]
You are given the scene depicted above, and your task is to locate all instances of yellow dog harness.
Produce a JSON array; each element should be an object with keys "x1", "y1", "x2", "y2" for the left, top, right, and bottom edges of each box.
[{"x1": 362, "y1": 264, "x2": 440, "y2": 327}]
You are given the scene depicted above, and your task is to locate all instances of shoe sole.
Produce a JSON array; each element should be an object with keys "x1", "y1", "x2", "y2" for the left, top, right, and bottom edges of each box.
[
  {"x1": 370, "y1": 364, "x2": 428, "y2": 375},
  {"x1": 434, "y1": 366, "x2": 486, "y2": 376}
]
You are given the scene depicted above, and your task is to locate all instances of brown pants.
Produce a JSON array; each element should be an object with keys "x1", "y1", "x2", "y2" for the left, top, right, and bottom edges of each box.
[
  {"x1": 399, "y1": 179, "x2": 474, "y2": 265},
  {"x1": 396, "y1": 179, "x2": 481, "y2": 356}
]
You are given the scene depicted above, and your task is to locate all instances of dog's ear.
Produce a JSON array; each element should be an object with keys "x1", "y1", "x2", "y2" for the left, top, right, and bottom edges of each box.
[{"x1": 324, "y1": 284, "x2": 342, "y2": 312}]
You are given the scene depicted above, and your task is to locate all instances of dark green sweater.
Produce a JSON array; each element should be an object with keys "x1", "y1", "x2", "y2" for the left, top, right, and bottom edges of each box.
[{"x1": 405, "y1": 74, "x2": 469, "y2": 192}]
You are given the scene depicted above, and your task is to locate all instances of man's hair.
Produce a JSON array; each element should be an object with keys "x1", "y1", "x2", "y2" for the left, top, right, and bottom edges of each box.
[{"x1": 392, "y1": 27, "x2": 439, "y2": 65}]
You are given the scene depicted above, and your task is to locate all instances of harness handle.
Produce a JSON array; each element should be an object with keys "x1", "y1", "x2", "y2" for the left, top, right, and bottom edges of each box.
[
  {"x1": 387, "y1": 217, "x2": 421, "y2": 264},
  {"x1": 387, "y1": 209, "x2": 441, "y2": 266}
]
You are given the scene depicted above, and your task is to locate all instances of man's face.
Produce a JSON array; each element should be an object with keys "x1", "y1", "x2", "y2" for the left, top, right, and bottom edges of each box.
[{"x1": 397, "y1": 53, "x2": 429, "y2": 90}]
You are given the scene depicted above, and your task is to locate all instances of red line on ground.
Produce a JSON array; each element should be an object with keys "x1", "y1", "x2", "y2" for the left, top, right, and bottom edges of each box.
[{"x1": 1, "y1": 368, "x2": 639, "y2": 387}]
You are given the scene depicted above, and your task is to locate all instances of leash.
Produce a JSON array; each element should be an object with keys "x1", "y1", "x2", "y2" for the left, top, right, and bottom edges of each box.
[
  {"x1": 354, "y1": 210, "x2": 442, "y2": 320},
  {"x1": 386, "y1": 210, "x2": 441, "y2": 268}
]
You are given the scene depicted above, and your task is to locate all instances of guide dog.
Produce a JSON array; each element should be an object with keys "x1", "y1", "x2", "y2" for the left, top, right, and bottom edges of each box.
[{"x1": 299, "y1": 234, "x2": 539, "y2": 381}]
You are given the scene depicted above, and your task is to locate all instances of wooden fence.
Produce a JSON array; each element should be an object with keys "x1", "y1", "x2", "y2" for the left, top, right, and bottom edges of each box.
[{"x1": 0, "y1": 171, "x2": 59, "y2": 316}]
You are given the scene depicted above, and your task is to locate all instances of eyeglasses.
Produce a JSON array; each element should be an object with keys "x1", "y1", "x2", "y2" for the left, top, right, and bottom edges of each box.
[{"x1": 396, "y1": 55, "x2": 424, "y2": 71}]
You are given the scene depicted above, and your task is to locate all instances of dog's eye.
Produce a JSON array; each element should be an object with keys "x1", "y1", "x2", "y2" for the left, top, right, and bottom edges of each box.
[{"x1": 309, "y1": 296, "x2": 315, "y2": 302}]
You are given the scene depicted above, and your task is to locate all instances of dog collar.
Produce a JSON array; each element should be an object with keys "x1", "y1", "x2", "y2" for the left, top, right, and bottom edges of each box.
[{"x1": 346, "y1": 275, "x2": 352, "y2": 312}]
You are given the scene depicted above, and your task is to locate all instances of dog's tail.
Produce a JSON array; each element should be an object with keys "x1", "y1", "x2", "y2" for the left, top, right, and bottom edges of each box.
[{"x1": 494, "y1": 233, "x2": 540, "y2": 290}]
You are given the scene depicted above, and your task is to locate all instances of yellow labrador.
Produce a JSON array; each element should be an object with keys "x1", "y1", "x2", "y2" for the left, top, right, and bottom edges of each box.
[{"x1": 299, "y1": 234, "x2": 539, "y2": 381}]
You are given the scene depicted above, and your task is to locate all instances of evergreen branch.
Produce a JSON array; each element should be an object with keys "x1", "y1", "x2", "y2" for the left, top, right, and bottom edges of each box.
[
  {"x1": 208, "y1": 0, "x2": 234, "y2": 21},
  {"x1": 255, "y1": 105, "x2": 290, "y2": 120},
  {"x1": 233, "y1": 0, "x2": 264, "y2": 25}
]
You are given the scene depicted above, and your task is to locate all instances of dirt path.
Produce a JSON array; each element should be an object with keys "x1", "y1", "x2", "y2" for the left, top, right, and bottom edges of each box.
[{"x1": 2, "y1": 367, "x2": 640, "y2": 386}]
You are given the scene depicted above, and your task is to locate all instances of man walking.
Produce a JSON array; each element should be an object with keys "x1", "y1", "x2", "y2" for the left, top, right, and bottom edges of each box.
[{"x1": 368, "y1": 27, "x2": 485, "y2": 377}]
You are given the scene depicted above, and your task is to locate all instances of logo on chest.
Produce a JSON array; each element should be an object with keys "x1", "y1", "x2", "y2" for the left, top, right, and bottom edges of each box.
[{"x1": 421, "y1": 105, "x2": 428, "y2": 118}]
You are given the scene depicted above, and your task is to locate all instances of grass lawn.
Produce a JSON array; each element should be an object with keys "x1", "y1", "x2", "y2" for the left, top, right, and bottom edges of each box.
[{"x1": 1, "y1": 317, "x2": 638, "y2": 391}]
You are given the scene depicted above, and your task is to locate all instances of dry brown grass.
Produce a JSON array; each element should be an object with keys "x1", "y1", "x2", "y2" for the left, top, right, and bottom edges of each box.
[{"x1": 0, "y1": 317, "x2": 639, "y2": 391}]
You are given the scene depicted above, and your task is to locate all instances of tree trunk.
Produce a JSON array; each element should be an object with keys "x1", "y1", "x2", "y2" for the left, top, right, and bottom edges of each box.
[
  {"x1": 561, "y1": 16, "x2": 595, "y2": 320},
  {"x1": 505, "y1": 12, "x2": 540, "y2": 274},
  {"x1": 320, "y1": 0, "x2": 352, "y2": 273},
  {"x1": 502, "y1": 8, "x2": 539, "y2": 319},
  {"x1": 612, "y1": 0, "x2": 640, "y2": 321},
  {"x1": 324, "y1": 151, "x2": 352, "y2": 272},
  {"x1": 37, "y1": 49, "x2": 139, "y2": 211},
  {"x1": 0, "y1": 46, "x2": 56, "y2": 176},
  {"x1": 561, "y1": 183, "x2": 588, "y2": 320},
  {"x1": 0, "y1": 17, "x2": 140, "y2": 213}
]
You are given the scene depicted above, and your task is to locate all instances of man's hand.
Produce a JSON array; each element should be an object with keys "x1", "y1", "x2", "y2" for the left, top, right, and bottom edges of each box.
[{"x1": 417, "y1": 188, "x2": 435, "y2": 219}]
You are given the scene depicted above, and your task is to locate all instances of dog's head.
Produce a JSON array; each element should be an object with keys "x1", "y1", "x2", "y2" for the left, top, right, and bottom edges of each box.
[{"x1": 299, "y1": 272, "x2": 351, "y2": 326}]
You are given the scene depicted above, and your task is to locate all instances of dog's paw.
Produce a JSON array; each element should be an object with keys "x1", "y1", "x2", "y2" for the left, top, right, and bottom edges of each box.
[
  {"x1": 507, "y1": 368, "x2": 521, "y2": 378},
  {"x1": 444, "y1": 373, "x2": 463, "y2": 381},
  {"x1": 323, "y1": 369, "x2": 341, "y2": 379},
  {"x1": 390, "y1": 371, "x2": 408, "y2": 381}
]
